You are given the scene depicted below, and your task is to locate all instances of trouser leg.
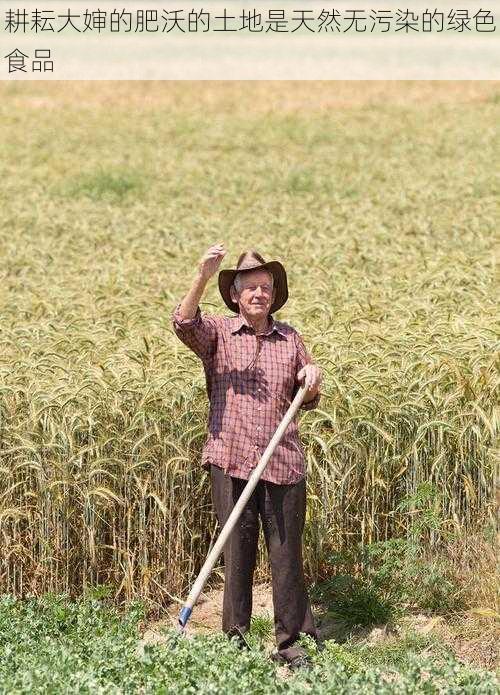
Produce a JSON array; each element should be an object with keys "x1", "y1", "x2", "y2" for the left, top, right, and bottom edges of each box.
[
  {"x1": 210, "y1": 464, "x2": 259, "y2": 638},
  {"x1": 259, "y1": 478, "x2": 317, "y2": 660}
]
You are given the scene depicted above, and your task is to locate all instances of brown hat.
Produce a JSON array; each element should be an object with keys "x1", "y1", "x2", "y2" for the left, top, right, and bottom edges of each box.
[{"x1": 218, "y1": 250, "x2": 288, "y2": 315}]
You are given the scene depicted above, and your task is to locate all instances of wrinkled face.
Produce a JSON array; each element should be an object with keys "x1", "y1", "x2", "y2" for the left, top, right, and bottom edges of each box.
[{"x1": 230, "y1": 269, "x2": 276, "y2": 321}]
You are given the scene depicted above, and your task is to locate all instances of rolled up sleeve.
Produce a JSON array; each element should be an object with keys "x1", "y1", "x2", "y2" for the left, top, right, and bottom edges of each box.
[
  {"x1": 172, "y1": 304, "x2": 218, "y2": 363},
  {"x1": 293, "y1": 331, "x2": 321, "y2": 411}
]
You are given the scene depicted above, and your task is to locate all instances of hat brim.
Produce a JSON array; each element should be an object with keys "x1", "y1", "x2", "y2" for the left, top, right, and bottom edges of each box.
[{"x1": 218, "y1": 260, "x2": 288, "y2": 314}]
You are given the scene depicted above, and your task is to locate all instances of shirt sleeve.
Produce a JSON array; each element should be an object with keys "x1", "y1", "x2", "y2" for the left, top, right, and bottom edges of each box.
[
  {"x1": 171, "y1": 304, "x2": 218, "y2": 363},
  {"x1": 293, "y1": 331, "x2": 321, "y2": 411}
]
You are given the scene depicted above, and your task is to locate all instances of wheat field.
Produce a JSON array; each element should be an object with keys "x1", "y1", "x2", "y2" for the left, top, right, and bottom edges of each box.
[{"x1": 0, "y1": 81, "x2": 498, "y2": 608}]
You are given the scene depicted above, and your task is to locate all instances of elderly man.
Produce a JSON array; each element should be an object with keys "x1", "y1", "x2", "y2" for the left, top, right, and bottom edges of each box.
[{"x1": 172, "y1": 243, "x2": 321, "y2": 668}]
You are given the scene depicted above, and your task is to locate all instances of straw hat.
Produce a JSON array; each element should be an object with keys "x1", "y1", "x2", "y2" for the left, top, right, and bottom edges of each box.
[{"x1": 218, "y1": 250, "x2": 288, "y2": 314}]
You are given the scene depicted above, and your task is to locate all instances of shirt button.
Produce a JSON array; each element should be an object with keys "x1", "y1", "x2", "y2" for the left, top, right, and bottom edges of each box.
[
  {"x1": 257, "y1": 426, "x2": 262, "y2": 431},
  {"x1": 257, "y1": 388, "x2": 261, "y2": 392}
]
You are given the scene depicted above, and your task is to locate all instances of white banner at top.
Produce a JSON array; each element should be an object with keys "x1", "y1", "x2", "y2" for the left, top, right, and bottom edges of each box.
[{"x1": 1, "y1": 1, "x2": 499, "y2": 79}]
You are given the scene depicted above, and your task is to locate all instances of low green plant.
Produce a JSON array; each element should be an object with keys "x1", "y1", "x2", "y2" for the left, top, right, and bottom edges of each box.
[
  {"x1": 364, "y1": 484, "x2": 466, "y2": 613},
  {"x1": 311, "y1": 573, "x2": 396, "y2": 629},
  {"x1": 248, "y1": 613, "x2": 274, "y2": 647},
  {"x1": 1, "y1": 595, "x2": 497, "y2": 694},
  {"x1": 349, "y1": 630, "x2": 451, "y2": 670},
  {"x1": 313, "y1": 484, "x2": 469, "y2": 625},
  {"x1": 302, "y1": 637, "x2": 363, "y2": 676},
  {"x1": 362, "y1": 538, "x2": 462, "y2": 613}
]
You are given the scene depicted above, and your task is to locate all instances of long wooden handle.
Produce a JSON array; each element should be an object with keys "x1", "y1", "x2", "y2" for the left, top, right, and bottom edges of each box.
[{"x1": 178, "y1": 384, "x2": 308, "y2": 629}]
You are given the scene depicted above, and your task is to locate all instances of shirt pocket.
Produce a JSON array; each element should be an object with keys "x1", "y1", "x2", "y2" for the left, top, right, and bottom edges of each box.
[{"x1": 269, "y1": 355, "x2": 296, "y2": 400}]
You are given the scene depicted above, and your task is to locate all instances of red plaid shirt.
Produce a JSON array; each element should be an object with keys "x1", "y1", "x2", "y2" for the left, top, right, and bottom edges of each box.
[{"x1": 172, "y1": 305, "x2": 320, "y2": 485}]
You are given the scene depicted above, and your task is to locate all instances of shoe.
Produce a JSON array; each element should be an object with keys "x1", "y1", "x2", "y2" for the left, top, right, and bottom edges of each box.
[
  {"x1": 270, "y1": 651, "x2": 311, "y2": 671},
  {"x1": 228, "y1": 626, "x2": 251, "y2": 651},
  {"x1": 288, "y1": 654, "x2": 311, "y2": 671}
]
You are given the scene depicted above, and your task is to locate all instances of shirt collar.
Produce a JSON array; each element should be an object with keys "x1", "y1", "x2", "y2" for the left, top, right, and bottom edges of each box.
[{"x1": 230, "y1": 314, "x2": 286, "y2": 338}]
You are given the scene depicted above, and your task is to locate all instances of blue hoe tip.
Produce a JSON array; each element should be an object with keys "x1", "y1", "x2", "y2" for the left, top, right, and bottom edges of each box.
[{"x1": 178, "y1": 606, "x2": 192, "y2": 629}]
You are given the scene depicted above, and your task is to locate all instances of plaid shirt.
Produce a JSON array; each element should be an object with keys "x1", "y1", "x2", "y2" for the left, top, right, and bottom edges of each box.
[{"x1": 172, "y1": 305, "x2": 320, "y2": 485}]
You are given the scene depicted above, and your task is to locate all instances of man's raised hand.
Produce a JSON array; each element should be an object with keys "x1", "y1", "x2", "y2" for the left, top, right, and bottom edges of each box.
[{"x1": 199, "y1": 244, "x2": 227, "y2": 282}]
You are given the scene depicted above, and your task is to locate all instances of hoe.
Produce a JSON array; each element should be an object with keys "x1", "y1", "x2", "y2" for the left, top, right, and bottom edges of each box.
[{"x1": 177, "y1": 384, "x2": 308, "y2": 633}]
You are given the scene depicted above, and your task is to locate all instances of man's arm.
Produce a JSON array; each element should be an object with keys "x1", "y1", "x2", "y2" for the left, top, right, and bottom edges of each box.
[
  {"x1": 177, "y1": 273, "x2": 210, "y2": 321},
  {"x1": 172, "y1": 243, "x2": 226, "y2": 361},
  {"x1": 294, "y1": 331, "x2": 321, "y2": 411}
]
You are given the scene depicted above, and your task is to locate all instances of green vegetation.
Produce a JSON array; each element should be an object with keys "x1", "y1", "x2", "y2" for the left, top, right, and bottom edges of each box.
[
  {"x1": 0, "y1": 594, "x2": 497, "y2": 694},
  {"x1": 248, "y1": 614, "x2": 275, "y2": 645},
  {"x1": 311, "y1": 482, "x2": 484, "y2": 629}
]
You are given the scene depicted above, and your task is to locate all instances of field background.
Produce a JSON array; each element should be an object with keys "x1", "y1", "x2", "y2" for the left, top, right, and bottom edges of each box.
[{"x1": 0, "y1": 82, "x2": 498, "y2": 619}]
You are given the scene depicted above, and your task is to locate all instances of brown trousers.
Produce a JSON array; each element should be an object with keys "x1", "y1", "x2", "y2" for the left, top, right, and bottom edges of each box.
[{"x1": 210, "y1": 464, "x2": 317, "y2": 659}]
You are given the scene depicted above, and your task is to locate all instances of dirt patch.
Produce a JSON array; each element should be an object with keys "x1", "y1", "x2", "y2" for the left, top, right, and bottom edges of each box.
[
  {"x1": 431, "y1": 614, "x2": 500, "y2": 671},
  {"x1": 143, "y1": 582, "x2": 350, "y2": 645},
  {"x1": 142, "y1": 582, "x2": 401, "y2": 646},
  {"x1": 142, "y1": 583, "x2": 274, "y2": 645}
]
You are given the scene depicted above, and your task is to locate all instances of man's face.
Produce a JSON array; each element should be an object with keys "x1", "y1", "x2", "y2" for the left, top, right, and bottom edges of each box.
[{"x1": 231, "y1": 269, "x2": 276, "y2": 320}]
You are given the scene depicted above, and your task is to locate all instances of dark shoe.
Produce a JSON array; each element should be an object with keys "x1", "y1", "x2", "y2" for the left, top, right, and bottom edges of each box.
[
  {"x1": 270, "y1": 651, "x2": 311, "y2": 671},
  {"x1": 228, "y1": 626, "x2": 251, "y2": 651},
  {"x1": 288, "y1": 654, "x2": 311, "y2": 671}
]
